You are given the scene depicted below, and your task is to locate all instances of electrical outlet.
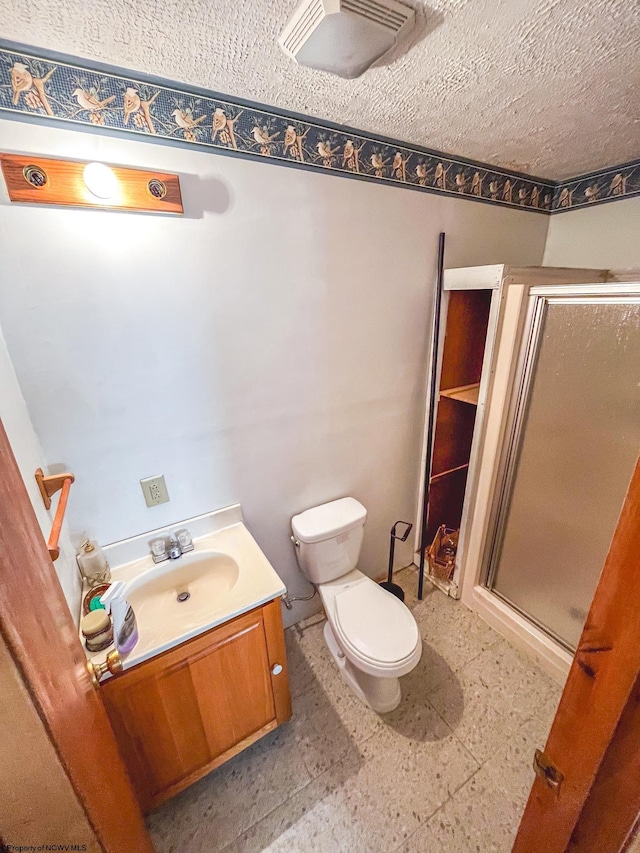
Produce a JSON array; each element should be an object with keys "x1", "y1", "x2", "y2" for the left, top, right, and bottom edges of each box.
[{"x1": 140, "y1": 474, "x2": 169, "y2": 507}]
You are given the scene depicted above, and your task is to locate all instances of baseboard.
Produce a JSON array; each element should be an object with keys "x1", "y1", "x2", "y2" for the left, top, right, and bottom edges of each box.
[{"x1": 469, "y1": 585, "x2": 572, "y2": 685}]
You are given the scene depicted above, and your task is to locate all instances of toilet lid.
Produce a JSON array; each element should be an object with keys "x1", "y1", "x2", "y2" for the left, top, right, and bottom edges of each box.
[{"x1": 333, "y1": 582, "x2": 419, "y2": 664}]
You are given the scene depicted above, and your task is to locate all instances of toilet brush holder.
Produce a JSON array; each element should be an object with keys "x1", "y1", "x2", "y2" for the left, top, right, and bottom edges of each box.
[{"x1": 380, "y1": 520, "x2": 413, "y2": 601}]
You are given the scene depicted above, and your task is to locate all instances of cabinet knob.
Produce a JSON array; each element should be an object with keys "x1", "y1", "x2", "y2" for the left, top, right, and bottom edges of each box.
[{"x1": 271, "y1": 663, "x2": 283, "y2": 675}]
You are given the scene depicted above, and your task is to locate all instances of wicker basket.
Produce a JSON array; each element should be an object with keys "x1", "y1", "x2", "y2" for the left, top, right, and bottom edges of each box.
[{"x1": 427, "y1": 525, "x2": 459, "y2": 583}]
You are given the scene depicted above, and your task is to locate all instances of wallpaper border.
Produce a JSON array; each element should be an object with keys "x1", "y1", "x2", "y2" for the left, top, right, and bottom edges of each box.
[
  {"x1": 552, "y1": 158, "x2": 640, "y2": 214},
  {"x1": 0, "y1": 39, "x2": 638, "y2": 215}
]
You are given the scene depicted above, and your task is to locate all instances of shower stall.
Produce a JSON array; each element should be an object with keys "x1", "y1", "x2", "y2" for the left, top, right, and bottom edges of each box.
[
  {"x1": 426, "y1": 267, "x2": 640, "y2": 678},
  {"x1": 484, "y1": 288, "x2": 640, "y2": 652}
]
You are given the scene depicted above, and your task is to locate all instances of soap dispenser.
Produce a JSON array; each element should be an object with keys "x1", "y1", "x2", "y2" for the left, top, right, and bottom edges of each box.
[
  {"x1": 77, "y1": 539, "x2": 111, "y2": 587},
  {"x1": 100, "y1": 581, "x2": 139, "y2": 657}
]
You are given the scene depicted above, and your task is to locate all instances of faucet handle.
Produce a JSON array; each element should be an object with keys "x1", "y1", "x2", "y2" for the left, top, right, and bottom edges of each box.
[
  {"x1": 150, "y1": 537, "x2": 169, "y2": 563},
  {"x1": 175, "y1": 528, "x2": 194, "y2": 553}
]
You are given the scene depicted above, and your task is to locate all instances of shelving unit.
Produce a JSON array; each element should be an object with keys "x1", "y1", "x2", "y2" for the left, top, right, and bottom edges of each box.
[
  {"x1": 440, "y1": 383, "x2": 480, "y2": 405},
  {"x1": 430, "y1": 462, "x2": 469, "y2": 482},
  {"x1": 424, "y1": 288, "x2": 493, "y2": 562},
  {"x1": 418, "y1": 263, "x2": 611, "y2": 603}
]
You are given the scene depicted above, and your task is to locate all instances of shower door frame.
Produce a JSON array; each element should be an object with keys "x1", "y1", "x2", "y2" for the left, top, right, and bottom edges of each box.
[
  {"x1": 485, "y1": 288, "x2": 640, "y2": 651},
  {"x1": 460, "y1": 279, "x2": 640, "y2": 682}
]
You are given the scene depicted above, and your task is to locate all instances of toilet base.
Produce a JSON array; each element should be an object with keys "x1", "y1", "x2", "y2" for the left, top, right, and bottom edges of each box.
[{"x1": 323, "y1": 622, "x2": 402, "y2": 713}]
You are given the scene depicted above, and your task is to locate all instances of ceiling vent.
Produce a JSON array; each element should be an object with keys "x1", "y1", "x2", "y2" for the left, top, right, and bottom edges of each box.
[{"x1": 278, "y1": 0, "x2": 416, "y2": 79}]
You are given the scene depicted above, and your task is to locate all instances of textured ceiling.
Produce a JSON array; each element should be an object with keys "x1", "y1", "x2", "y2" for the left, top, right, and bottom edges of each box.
[{"x1": 2, "y1": 0, "x2": 639, "y2": 179}]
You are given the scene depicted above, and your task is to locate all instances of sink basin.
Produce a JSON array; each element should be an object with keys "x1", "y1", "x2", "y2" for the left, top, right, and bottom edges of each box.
[
  {"x1": 126, "y1": 550, "x2": 240, "y2": 650},
  {"x1": 84, "y1": 508, "x2": 287, "y2": 674}
]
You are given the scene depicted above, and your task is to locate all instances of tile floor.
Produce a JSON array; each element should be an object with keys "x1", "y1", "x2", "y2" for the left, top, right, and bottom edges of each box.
[{"x1": 147, "y1": 567, "x2": 564, "y2": 853}]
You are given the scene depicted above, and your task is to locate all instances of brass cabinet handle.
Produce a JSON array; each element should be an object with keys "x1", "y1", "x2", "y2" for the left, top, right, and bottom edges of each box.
[{"x1": 87, "y1": 649, "x2": 123, "y2": 687}]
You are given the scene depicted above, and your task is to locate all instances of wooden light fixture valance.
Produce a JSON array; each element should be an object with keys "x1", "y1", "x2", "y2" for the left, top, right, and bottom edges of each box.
[{"x1": 0, "y1": 153, "x2": 183, "y2": 214}]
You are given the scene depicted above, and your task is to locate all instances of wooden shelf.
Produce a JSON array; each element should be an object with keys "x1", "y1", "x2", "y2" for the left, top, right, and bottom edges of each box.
[
  {"x1": 440, "y1": 383, "x2": 480, "y2": 405},
  {"x1": 430, "y1": 463, "x2": 469, "y2": 483}
]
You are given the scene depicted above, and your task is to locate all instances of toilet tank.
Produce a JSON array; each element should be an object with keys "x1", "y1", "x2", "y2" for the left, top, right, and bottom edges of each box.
[{"x1": 291, "y1": 497, "x2": 367, "y2": 584}]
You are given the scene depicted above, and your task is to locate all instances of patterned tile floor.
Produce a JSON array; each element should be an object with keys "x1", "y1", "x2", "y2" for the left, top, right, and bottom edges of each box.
[{"x1": 147, "y1": 567, "x2": 564, "y2": 853}]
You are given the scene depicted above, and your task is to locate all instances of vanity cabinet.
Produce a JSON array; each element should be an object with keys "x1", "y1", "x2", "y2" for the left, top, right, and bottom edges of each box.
[{"x1": 101, "y1": 597, "x2": 291, "y2": 812}]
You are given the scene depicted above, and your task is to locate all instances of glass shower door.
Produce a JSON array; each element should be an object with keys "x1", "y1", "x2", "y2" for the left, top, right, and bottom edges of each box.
[{"x1": 485, "y1": 294, "x2": 640, "y2": 651}]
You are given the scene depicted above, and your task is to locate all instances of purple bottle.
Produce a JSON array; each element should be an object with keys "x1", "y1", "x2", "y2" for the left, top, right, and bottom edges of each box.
[{"x1": 100, "y1": 581, "x2": 139, "y2": 657}]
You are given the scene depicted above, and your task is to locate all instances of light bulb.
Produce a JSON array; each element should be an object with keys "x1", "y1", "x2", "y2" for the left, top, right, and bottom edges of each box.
[{"x1": 83, "y1": 162, "x2": 119, "y2": 200}]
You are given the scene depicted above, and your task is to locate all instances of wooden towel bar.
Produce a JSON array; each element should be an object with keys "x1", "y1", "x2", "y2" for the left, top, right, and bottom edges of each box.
[{"x1": 35, "y1": 468, "x2": 75, "y2": 561}]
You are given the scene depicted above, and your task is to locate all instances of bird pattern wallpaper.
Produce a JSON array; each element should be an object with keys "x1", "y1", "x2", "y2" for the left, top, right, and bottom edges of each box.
[{"x1": 0, "y1": 42, "x2": 638, "y2": 214}]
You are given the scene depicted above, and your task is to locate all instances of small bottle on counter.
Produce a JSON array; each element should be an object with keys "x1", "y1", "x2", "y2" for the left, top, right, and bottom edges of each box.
[
  {"x1": 100, "y1": 581, "x2": 139, "y2": 657},
  {"x1": 77, "y1": 539, "x2": 111, "y2": 587},
  {"x1": 81, "y1": 609, "x2": 114, "y2": 653}
]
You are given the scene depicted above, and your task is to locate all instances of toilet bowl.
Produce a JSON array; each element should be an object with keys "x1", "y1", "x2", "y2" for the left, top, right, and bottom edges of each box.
[
  {"x1": 291, "y1": 497, "x2": 422, "y2": 713},
  {"x1": 319, "y1": 569, "x2": 422, "y2": 712}
]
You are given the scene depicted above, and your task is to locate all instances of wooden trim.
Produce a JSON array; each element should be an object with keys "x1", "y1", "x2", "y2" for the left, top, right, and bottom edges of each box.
[
  {"x1": 1, "y1": 154, "x2": 183, "y2": 214},
  {"x1": 0, "y1": 419, "x2": 154, "y2": 852},
  {"x1": 262, "y1": 598, "x2": 293, "y2": 724},
  {"x1": 512, "y1": 457, "x2": 640, "y2": 853},
  {"x1": 566, "y1": 671, "x2": 640, "y2": 852}
]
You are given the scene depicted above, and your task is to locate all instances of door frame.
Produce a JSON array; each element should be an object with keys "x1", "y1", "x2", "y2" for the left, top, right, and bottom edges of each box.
[{"x1": 0, "y1": 418, "x2": 154, "y2": 852}]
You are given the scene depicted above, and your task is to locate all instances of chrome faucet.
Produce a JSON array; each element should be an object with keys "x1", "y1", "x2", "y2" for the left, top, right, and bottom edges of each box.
[
  {"x1": 167, "y1": 537, "x2": 182, "y2": 560},
  {"x1": 149, "y1": 529, "x2": 194, "y2": 562}
]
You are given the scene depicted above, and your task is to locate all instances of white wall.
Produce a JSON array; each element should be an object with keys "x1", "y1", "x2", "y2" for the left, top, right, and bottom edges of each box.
[
  {"x1": 543, "y1": 196, "x2": 640, "y2": 269},
  {"x1": 0, "y1": 321, "x2": 81, "y2": 618},
  {"x1": 0, "y1": 119, "x2": 548, "y2": 624}
]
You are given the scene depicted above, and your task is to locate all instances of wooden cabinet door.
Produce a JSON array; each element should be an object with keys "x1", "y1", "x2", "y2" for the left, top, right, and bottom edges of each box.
[
  {"x1": 103, "y1": 607, "x2": 277, "y2": 811},
  {"x1": 190, "y1": 612, "x2": 275, "y2": 758}
]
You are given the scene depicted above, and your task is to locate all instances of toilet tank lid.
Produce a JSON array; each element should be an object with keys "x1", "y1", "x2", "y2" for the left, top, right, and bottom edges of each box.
[{"x1": 292, "y1": 497, "x2": 367, "y2": 544}]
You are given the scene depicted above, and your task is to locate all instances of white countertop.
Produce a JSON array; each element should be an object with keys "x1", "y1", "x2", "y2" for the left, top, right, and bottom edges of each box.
[{"x1": 81, "y1": 506, "x2": 286, "y2": 677}]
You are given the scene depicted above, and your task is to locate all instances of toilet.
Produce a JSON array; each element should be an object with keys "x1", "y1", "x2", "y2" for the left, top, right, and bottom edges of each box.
[{"x1": 291, "y1": 497, "x2": 422, "y2": 713}]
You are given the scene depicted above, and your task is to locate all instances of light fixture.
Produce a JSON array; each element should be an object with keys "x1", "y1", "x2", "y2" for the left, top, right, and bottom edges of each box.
[
  {"x1": 83, "y1": 162, "x2": 119, "y2": 199},
  {"x1": 279, "y1": 0, "x2": 416, "y2": 79},
  {"x1": 0, "y1": 154, "x2": 184, "y2": 214},
  {"x1": 23, "y1": 164, "x2": 48, "y2": 187}
]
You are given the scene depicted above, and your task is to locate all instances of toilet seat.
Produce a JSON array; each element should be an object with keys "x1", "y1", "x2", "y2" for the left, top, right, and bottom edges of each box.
[
  {"x1": 320, "y1": 572, "x2": 422, "y2": 677},
  {"x1": 291, "y1": 496, "x2": 422, "y2": 711}
]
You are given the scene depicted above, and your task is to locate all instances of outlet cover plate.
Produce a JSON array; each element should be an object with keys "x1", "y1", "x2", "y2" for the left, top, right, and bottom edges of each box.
[{"x1": 140, "y1": 474, "x2": 169, "y2": 507}]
